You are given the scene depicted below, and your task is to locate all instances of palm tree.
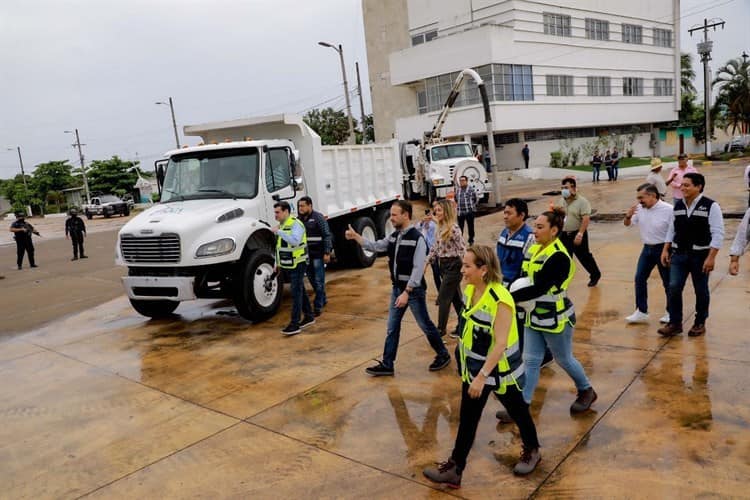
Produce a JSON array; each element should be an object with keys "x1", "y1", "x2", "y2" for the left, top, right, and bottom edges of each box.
[
  {"x1": 713, "y1": 57, "x2": 750, "y2": 134},
  {"x1": 681, "y1": 52, "x2": 697, "y2": 96}
]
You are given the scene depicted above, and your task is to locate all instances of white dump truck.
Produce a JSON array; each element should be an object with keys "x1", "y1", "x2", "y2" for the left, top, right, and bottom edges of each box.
[{"x1": 116, "y1": 114, "x2": 402, "y2": 321}]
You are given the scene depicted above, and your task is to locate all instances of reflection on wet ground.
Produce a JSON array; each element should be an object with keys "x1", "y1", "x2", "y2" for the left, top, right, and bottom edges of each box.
[{"x1": 2, "y1": 166, "x2": 750, "y2": 498}]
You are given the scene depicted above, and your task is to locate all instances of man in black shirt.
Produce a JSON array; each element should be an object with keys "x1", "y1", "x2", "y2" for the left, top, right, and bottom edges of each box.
[
  {"x1": 65, "y1": 208, "x2": 88, "y2": 260},
  {"x1": 9, "y1": 211, "x2": 38, "y2": 270}
]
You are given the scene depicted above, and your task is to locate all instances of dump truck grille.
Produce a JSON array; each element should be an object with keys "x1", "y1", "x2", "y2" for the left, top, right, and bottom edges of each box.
[{"x1": 120, "y1": 233, "x2": 181, "y2": 263}]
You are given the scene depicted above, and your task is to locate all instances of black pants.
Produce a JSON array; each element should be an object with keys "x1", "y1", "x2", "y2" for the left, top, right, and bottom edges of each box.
[
  {"x1": 560, "y1": 230, "x2": 601, "y2": 281},
  {"x1": 458, "y1": 213, "x2": 475, "y2": 245},
  {"x1": 16, "y1": 238, "x2": 35, "y2": 268},
  {"x1": 71, "y1": 233, "x2": 85, "y2": 258},
  {"x1": 451, "y1": 382, "x2": 539, "y2": 473},
  {"x1": 436, "y1": 257, "x2": 463, "y2": 334},
  {"x1": 523, "y1": 157, "x2": 529, "y2": 169}
]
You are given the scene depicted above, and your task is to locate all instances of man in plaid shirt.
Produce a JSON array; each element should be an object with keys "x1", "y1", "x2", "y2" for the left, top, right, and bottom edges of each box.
[{"x1": 455, "y1": 175, "x2": 478, "y2": 245}]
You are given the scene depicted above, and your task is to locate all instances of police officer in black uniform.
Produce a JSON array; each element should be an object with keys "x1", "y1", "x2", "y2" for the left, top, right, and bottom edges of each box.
[
  {"x1": 65, "y1": 208, "x2": 88, "y2": 260},
  {"x1": 9, "y1": 211, "x2": 38, "y2": 270}
]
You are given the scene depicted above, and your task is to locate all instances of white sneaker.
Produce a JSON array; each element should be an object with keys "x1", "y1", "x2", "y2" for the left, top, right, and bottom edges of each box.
[
  {"x1": 625, "y1": 310, "x2": 649, "y2": 323},
  {"x1": 659, "y1": 312, "x2": 670, "y2": 324}
]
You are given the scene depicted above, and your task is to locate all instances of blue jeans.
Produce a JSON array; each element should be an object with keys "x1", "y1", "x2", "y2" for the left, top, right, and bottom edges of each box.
[
  {"x1": 522, "y1": 323, "x2": 591, "y2": 403},
  {"x1": 668, "y1": 252, "x2": 710, "y2": 325},
  {"x1": 306, "y1": 257, "x2": 327, "y2": 311},
  {"x1": 634, "y1": 244, "x2": 670, "y2": 314},
  {"x1": 383, "y1": 286, "x2": 448, "y2": 369},
  {"x1": 592, "y1": 166, "x2": 600, "y2": 182},
  {"x1": 287, "y1": 263, "x2": 312, "y2": 326}
]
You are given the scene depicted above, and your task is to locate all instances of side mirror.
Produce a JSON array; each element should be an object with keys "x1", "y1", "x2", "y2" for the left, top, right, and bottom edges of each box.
[
  {"x1": 272, "y1": 194, "x2": 280, "y2": 202},
  {"x1": 154, "y1": 159, "x2": 167, "y2": 195}
]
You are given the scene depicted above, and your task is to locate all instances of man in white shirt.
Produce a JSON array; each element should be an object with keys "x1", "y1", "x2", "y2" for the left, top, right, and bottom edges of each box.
[
  {"x1": 646, "y1": 158, "x2": 668, "y2": 199},
  {"x1": 623, "y1": 183, "x2": 673, "y2": 324}
]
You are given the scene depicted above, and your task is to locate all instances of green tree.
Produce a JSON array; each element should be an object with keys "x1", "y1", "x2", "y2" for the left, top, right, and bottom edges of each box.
[
  {"x1": 31, "y1": 160, "x2": 76, "y2": 213},
  {"x1": 303, "y1": 107, "x2": 356, "y2": 145},
  {"x1": 0, "y1": 174, "x2": 33, "y2": 209},
  {"x1": 713, "y1": 57, "x2": 750, "y2": 135},
  {"x1": 87, "y1": 156, "x2": 140, "y2": 196},
  {"x1": 681, "y1": 52, "x2": 697, "y2": 95},
  {"x1": 355, "y1": 114, "x2": 375, "y2": 144}
]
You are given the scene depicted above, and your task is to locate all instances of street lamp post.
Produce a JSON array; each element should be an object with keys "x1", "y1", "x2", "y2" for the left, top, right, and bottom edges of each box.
[
  {"x1": 64, "y1": 129, "x2": 90, "y2": 204},
  {"x1": 156, "y1": 97, "x2": 181, "y2": 149},
  {"x1": 318, "y1": 41, "x2": 356, "y2": 145}
]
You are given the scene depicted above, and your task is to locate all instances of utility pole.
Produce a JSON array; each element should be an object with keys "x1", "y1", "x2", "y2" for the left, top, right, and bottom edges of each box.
[
  {"x1": 66, "y1": 129, "x2": 90, "y2": 204},
  {"x1": 355, "y1": 62, "x2": 367, "y2": 144},
  {"x1": 156, "y1": 97, "x2": 181, "y2": 149},
  {"x1": 7, "y1": 146, "x2": 31, "y2": 214},
  {"x1": 318, "y1": 42, "x2": 356, "y2": 144},
  {"x1": 689, "y1": 18, "x2": 725, "y2": 158}
]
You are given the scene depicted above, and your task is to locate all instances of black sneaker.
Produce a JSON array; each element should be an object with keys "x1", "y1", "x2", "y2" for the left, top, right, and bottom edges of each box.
[
  {"x1": 313, "y1": 309, "x2": 322, "y2": 317},
  {"x1": 71, "y1": 257, "x2": 78, "y2": 261},
  {"x1": 281, "y1": 323, "x2": 301, "y2": 336},
  {"x1": 429, "y1": 354, "x2": 450, "y2": 371},
  {"x1": 30, "y1": 264, "x2": 38, "y2": 268},
  {"x1": 81, "y1": 255, "x2": 88, "y2": 259},
  {"x1": 300, "y1": 316, "x2": 316, "y2": 329},
  {"x1": 365, "y1": 360, "x2": 394, "y2": 377}
]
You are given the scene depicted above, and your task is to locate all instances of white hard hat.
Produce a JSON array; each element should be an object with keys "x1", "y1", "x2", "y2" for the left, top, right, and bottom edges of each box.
[{"x1": 509, "y1": 277, "x2": 535, "y2": 310}]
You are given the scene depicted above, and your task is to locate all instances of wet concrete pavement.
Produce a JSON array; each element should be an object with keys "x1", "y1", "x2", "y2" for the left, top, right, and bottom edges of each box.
[{"x1": 1, "y1": 163, "x2": 749, "y2": 498}]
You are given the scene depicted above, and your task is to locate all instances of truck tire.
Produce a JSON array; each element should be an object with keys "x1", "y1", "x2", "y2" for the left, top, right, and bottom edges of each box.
[
  {"x1": 129, "y1": 299, "x2": 179, "y2": 318},
  {"x1": 104, "y1": 208, "x2": 112, "y2": 218},
  {"x1": 375, "y1": 208, "x2": 394, "y2": 239},
  {"x1": 85, "y1": 211, "x2": 93, "y2": 220},
  {"x1": 403, "y1": 180, "x2": 414, "y2": 200},
  {"x1": 233, "y1": 250, "x2": 282, "y2": 322},
  {"x1": 350, "y1": 216, "x2": 377, "y2": 267},
  {"x1": 123, "y1": 206, "x2": 130, "y2": 216}
]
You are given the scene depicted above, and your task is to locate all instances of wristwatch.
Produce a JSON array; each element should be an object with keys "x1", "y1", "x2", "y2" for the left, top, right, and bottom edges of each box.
[{"x1": 479, "y1": 368, "x2": 490, "y2": 378}]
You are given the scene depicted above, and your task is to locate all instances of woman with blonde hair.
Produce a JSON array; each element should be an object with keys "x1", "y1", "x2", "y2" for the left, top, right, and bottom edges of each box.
[
  {"x1": 425, "y1": 198, "x2": 466, "y2": 337},
  {"x1": 423, "y1": 245, "x2": 541, "y2": 488}
]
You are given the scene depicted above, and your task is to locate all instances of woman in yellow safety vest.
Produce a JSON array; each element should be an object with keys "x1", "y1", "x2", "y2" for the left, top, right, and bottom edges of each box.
[
  {"x1": 423, "y1": 245, "x2": 541, "y2": 489},
  {"x1": 512, "y1": 208, "x2": 597, "y2": 414}
]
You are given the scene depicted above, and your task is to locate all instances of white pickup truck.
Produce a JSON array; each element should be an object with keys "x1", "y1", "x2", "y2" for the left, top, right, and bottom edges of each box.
[{"x1": 116, "y1": 114, "x2": 402, "y2": 321}]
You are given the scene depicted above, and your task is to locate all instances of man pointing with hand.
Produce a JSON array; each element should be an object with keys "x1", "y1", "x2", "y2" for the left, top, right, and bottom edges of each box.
[{"x1": 346, "y1": 200, "x2": 451, "y2": 376}]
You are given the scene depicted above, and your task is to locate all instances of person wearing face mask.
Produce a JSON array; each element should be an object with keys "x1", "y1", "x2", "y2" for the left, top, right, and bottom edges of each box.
[
  {"x1": 557, "y1": 177, "x2": 602, "y2": 287},
  {"x1": 623, "y1": 184, "x2": 673, "y2": 324},
  {"x1": 9, "y1": 211, "x2": 39, "y2": 270}
]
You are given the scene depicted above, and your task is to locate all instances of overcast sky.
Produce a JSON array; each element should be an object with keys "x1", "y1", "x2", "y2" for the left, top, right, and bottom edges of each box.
[{"x1": 1, "y1": 0, "x2": 748, "y2": 179}]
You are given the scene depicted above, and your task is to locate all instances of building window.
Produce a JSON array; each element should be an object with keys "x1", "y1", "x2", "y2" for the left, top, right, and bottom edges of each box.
[
  {"x1": 411, "y1": 29, "x2": 438, "y2": 46},
  {"x1": 587, "y1": 76, "x2": 611, "y2": 96},
  {"x1": 493, "y1": 64, "x2": 534, "y2": 101},
  {"x1": 654, "y1": 78, "x2": 673, "y2": 96},
  {"x1": 622, "y1": 24, "x2": 643, "y2": 44},
  {"x1": 585, "y1": 18, "x2": 610, "y2": 40},
  {"x1": 543, "y1": 12, "x2": 571, "y2": 37},
  {"x1": 622, "y1": 77, "x2": 644, "y2": 96},
  {"x1": 417, "y1": 91, "x2": 427, "y2": 114},
  {"x1": 495, "y1": 132, "x2": 519, "y2": 145},
  {"x1": 653, "y1": 28, "x2": 672, "y2": 47},
  {"x1": 546, "y1": 75, "x2": 574, "y2": 96},
  {"x1": 524, "y1": 127, "x2": 597, "y2": 142},
  {"x1": 422, "y1": 64, "x2": 534, "y2": 113}
]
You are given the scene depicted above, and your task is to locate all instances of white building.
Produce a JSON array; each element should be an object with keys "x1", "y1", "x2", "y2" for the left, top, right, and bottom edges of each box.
[{"x1": 363, "y1": 0, "x2": 683, "y2": 169}]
